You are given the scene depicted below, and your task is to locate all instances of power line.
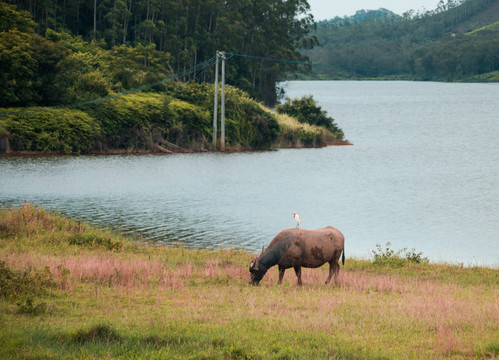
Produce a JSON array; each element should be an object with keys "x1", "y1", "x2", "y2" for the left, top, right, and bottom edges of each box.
[
  {"x1": 1, "y1": 51, "x2": 459, "y2": 119},
  {"x1": 231, "y1": 52, "x2": 408, "y2": 77},
  {"x1": 227, "y1": 52, "x2": 312, "y2": 66},
  {"x1": 0, "y1": 56, "x2": 217, "y2": 118}
]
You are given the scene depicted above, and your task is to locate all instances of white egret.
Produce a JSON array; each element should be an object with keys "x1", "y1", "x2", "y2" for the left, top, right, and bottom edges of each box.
[{"x1": 291, "y1": 212, "x2": 301, "y2": 228}]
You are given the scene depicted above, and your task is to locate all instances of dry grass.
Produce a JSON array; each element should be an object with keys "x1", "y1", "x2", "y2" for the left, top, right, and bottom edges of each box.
[
  {"x1": 1, "y1": 204, "x2": 498, "y2": 359},
  {"x1": 258, "y1": 104, "x2": 339, "y2": 148}
]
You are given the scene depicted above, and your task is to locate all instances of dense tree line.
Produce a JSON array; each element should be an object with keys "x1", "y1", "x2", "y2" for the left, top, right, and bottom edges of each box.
[
  {"x1": 1, "y1": 0, "x2": 316, "y2": 105},
  {"x1": 0, "y1": 3, "x2": 173, "y2": 107},
  {"x1": 304, "y1": 0, "x2": 499, "y2": 80}
]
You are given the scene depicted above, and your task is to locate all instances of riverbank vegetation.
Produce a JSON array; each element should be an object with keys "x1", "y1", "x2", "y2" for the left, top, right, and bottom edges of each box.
[
  {"x1": 1, "y1": 204, "x2": 497, "y2": 359},
  {"x1": 0, "y1": 2, "x2": 345, "y2": 154},
  {"x1": 0, "y1": 82, "x2": 346, "y2": 154}
]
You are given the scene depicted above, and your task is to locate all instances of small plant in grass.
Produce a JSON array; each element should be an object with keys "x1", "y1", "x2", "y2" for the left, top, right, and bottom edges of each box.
[
  {"x1": 483, "y1": 342, "x2": 499, "y2": 357},
  {"x1": 404, "y1": 247, "x2": 429, "y2": 264},
  {"x1": 68, "y1": 233, "x2": 123, "y2": 251},
  {"x1": 372, "y1": 242, "x2": 429, "y2": 267},
  {"x1": 0, "y1": 261, "x2": 53, "y2": 315},
  {"x1": 0, "y1": 261, "x2": 54, "y2": 300},
  {"x1": 71, "y1": 324, "x2": 123, "y2": 344},
  {"x1": 16, "y1": 297, "x2": 47, "y2": 316}
]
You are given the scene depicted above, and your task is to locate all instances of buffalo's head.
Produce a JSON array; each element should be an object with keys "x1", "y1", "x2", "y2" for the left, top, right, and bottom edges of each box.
[{"x1": 249, "y1": 246, "x2": 267, "y2": 285}]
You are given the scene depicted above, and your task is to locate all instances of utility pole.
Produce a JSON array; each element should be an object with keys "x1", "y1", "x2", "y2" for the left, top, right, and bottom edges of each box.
[
  {"x1": 212, "y1": 52, "x2": 219, "y2": 150},
  {"x1": 212, "y1": 51, "x2": 227, "y2": 151},
  {"x1": 93, "y1": 0, "x2": 97, "y2": 39},
  {"x1": 220, "y1": 51, "x2": 226, "y2": 152}
]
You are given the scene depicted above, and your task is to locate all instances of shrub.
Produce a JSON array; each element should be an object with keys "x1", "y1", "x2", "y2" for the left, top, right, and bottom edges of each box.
[
  {"x1": 168, "y1": 99, "x2": 211, "y2": 148},
  {"x1": 0, "y1": 261, "x2": 52, "y2": 315},
  {"x1": 71, "y1": 324, "x2": 123, "y2": 344},
  {"x1": 372, "y1": 242, "x2": 429, "y2": 267},
  {"x1": 276, "y1": 95, "x2": 344, "y2": 140},
  {"x1": 84, "y1": 92, "x2": 171, "y2": 150},
  {"x1": 164, "y1": 81, "x2": 213, "y2": 108},
  {"x1": 224, "y1": 91, "x2": 280, "y2": 150},
  {"x1": 5, "y1": 108, "x2": 101, "y2": 153},
  {"x1": 16, "y1": 297, "x2": 48, "y2": 316},
  {"x1": 166, "y1": 82, "x2": 280, "y2": 150},
  {"x1": 68, "y1": 233, "x2": 123, "y2": 251},
  {"x1": 71, "y1": 71, "x2": 110, "y2": 101}
]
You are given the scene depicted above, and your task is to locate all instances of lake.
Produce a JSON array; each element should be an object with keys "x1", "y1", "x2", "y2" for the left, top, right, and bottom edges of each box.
[{"x1": 1, "y1": 81, "x2": 498, "y2": 266}]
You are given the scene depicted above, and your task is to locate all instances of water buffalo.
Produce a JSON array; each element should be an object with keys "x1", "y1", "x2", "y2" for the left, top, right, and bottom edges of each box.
[{"x1": 249, "y1": 226, "x2": 345, "y2": 286}]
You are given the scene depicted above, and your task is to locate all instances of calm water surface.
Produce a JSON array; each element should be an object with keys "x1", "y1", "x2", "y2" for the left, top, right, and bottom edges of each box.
[{"x1": 1, "y1": 81, "x2": 498, "y2": 266}]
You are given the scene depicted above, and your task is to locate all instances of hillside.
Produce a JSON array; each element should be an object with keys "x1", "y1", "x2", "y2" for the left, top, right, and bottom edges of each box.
[{"x1": 303, "y1": 0, "x2": 499, "y2": 81}]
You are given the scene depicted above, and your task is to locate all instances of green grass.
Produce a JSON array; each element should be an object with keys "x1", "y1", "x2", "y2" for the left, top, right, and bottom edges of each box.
[
  {"x1": 466, "y1": 21, "x2": 499, "y2": 35},
  {"x1": 1, "y1": 204, "x2": 498, "y2": 359}
]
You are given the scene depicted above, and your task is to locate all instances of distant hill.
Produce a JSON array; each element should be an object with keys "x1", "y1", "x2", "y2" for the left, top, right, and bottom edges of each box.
[
  {"x1": 317, "y1": 8, "x2": 400, "y2": 27},
  {"x1": 302, "y1": 0, "x2": 499, "y2": 81}
]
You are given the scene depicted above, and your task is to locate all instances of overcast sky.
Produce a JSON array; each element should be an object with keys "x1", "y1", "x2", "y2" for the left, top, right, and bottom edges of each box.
[{"x1": 307, "y1": 0, "x2": 441, "y2": 20}]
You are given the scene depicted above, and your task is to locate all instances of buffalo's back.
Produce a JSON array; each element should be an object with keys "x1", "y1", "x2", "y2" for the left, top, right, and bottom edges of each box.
[{"x1": 270, "y1": 227, "x2": 344, "y2": 269}]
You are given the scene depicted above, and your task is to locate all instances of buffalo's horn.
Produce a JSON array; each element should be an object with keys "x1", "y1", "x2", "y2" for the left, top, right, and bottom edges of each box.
[{"x1": 260, "y1": 245, "x2": 264, "y2": 256}]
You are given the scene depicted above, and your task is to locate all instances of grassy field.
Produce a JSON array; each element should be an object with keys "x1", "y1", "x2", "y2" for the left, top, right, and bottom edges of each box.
[{"x1": 1, "y1": 204, "x2": 498, "y2": 359}]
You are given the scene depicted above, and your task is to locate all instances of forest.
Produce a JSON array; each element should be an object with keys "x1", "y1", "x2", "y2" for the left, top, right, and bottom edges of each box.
[
  {"x1": 1, "y1": 0, "x2": 316, "y2": 105},
  {"x1": 1, "y1": 1, "x2": 350, "y2": 154},
  {"x1": 304, "y1": 0, "x2": 499, "y2": 80}
]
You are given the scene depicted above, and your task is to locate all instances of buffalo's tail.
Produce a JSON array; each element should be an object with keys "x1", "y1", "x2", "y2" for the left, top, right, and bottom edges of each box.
[{"x1": 342, "y1": 250, "x2": 345, "y2": 266}]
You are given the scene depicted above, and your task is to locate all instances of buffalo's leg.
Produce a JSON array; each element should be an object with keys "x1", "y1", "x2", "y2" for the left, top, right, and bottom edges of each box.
[
  {"x1": 325, "y1": 261, "x2": 334, "y2": 284},
  {"x1": 326, "y1": 261, "x2": 340, "y2": 285},
  {"x1": 293, "y1": 266, "x2": 302, "y2": 286},
  {"x1": 278, "y1": 265, "x2": 285, "y2": 285}
]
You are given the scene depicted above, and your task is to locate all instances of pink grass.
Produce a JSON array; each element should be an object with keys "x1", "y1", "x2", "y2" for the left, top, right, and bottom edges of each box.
[
  {"x1": 3, "y1": 248, "x2": 497, "y2": 358},
  {"x1": 4, "y1": 252, "x2": 246, "y2": 292}
]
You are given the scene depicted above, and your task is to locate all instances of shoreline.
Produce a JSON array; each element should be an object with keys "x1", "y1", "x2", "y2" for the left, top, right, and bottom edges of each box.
[{"x1": 0, "y1": 140, "x2": 353, "y2": 157}]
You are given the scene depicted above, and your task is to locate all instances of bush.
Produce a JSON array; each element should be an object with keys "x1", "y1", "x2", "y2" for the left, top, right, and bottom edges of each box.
[
  {"x1": 84, "y1": 92, "x2": 174, "y2": 150},
  {"x1": 68, "y1": 233, "x2": 123, "y2": 251},
  {"x1": 4, "y1": 108, "x2": 101, "y2": 153},
  {"x1": 71, "y1": 71, "x2": 110, "y2": 101},
  {"x1": 372, "y1": 242, "x2": 429, "y2": 267},
  {"x1": 0, "y1": 261, "x2": 53, "y2": 300},
  {"x1": 224, "y1": 87, "x2": 279, "y2": 150},
  {"x1": 16, "y1": 297, "x2": 47, "y2": 316},
  {"x1": 166, "y1": 82, "x2": 280, "y2": 150},
  {"x1": 168, "y1": 99, "x2": 211, "y2": 148},
  {"x1": 276, "y1": 95, "x2": 344, "y2": 139},
  {"x1": 164, "y1": 81, "x2": 213, "y2": 108},
  {"x1": 71, "y1": 324, "x2": 123, "y2": 344}
]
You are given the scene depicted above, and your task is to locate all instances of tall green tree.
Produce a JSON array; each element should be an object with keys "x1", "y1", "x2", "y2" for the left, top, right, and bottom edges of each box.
[{"x1": 5, "y1": 0, "x2": 317, "y2": 104}]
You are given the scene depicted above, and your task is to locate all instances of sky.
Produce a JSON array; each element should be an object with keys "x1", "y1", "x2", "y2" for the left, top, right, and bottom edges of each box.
[{"x1": 307, "y1": 0, "x2": 441, "y2": 20}]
